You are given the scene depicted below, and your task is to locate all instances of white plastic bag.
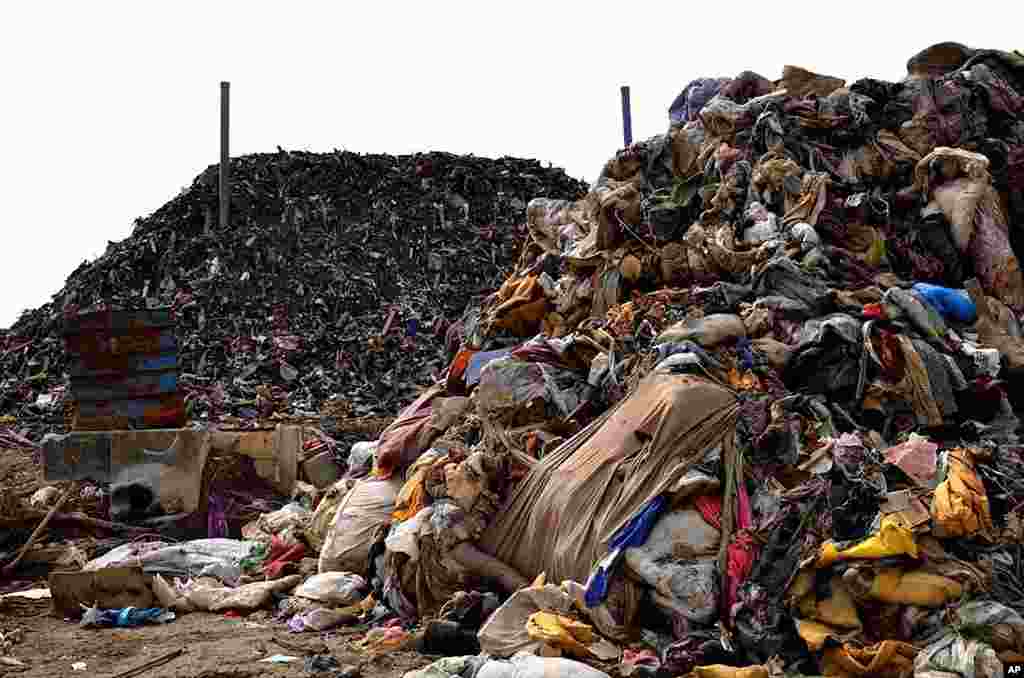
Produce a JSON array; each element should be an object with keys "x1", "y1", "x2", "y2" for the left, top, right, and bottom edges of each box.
[
  {"x1": 385, "y1": 507, "x2": 433, "y2": 562},
  {"x1": 913, "y1": 633, "x2": 1003, "y2": 678},
  {"x1": 85, "y1": 539, "x2": 256, "y2": 584},
  {"x1": 260, "y1": 503, "x2": 311, "y2": 535},
  {"x1": 624, "y1": 508, "x2": 721, "y2": 625},
  {"x1": 347, "y1": 441, "x2": 379, "y2": 478},
  {"x1": 293, "y1": 572, "x2": 367, "y2": 606},
  {"x1": 476, "y1": 653, "x2": 610, "y2": 678}
]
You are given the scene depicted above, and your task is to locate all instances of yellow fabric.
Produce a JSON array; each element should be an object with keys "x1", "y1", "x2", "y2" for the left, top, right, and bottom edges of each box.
[
  {"x1": 931, "y1": 448, "x2": 994, "y2": 538},
  {"x1": 727, "y1": 367, "x2": 761, "y2": 391},
  {"x1": 867, "y1": 568, "x2": 963, "y2": 607},
  {"x1": 817, "y1": 516, "x2": 918, "y2": 567},
  {"x1": 487, "y1": 275, "x2": 550, "y2": 337},
  {"x1": 815, "y1": 577, "x2": 862, "y2": 629},
  {"x1": 688, "y1": 666, "x2": 769, "y2": 678},
  {"x1": 821, "y1": 640, "x2": 918, "y2": 677},
  {"x1": 796, "y1": 619, "x2": 840, "y2": 652},
  {"x1": 391, "y1": 452, "x2": 445, "y2": 522},
  {"x1": 391, "y1": 476, "x2": 429, "y2": 523},
  {"x1": 782, "y1": 172, "x2": 829, "y2": 227},
  {"x1": 525, "y1": 612, "x2": 594, "y2": 657}
]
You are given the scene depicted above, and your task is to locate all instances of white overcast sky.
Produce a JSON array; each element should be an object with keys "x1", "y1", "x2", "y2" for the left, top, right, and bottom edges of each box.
[{"x1": 0, "y1": 1, "x2": 1016, "y2": 329}]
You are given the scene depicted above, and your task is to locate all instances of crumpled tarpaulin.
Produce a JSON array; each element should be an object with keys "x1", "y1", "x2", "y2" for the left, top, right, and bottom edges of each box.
[{"x1": 479, "y1": 373, "x2": 738, "y2": 639}]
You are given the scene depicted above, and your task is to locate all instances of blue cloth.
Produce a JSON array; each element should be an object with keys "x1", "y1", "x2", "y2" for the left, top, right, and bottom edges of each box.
[
  {"x1": 584, "y1": 495, "x2": 668, "y2": 607},
  {"x1": 653, "y1": 341, "x2": 724, "y2": 371},
  {"x1": 609, "y1": 495, "x2": 669, "y2": 550},
  {"x1": 81, "y1": 606, "x2": 171, "y2": 628},
  {"x1": 669, "y1": 78, "x2": 729, "y2": 124},
  {"x1": 736, "y1": 337, "x2": 755, "y2": 370},
  {"x1": 912, "y1": 283, "x2": 977, "y2": 323},
  {"x1": 465, "y1": 349, "x2": 513, "y2": 387}
]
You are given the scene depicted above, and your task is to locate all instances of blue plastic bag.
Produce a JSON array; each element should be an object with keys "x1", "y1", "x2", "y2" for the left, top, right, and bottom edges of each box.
[{"x1": 912, "y1": 283, "x2": 977, "y2": 324}]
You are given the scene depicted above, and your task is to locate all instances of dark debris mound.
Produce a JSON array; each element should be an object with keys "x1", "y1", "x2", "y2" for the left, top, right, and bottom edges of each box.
[{"x1": 0, "y1": 150, "x2": 587, "y2": 433}]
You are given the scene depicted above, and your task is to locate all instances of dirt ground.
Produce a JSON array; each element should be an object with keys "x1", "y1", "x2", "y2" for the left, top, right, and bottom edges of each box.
[
  {"x1": 3, "y1": 605, "x2": 431, "y2": 678},
  {"x1": 0, "y1": 446, "x2": 431, "y2": 678}
]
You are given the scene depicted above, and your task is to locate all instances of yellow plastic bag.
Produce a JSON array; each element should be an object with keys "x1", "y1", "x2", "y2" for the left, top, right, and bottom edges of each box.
[
  {"x1": 931, "y1": 448, "x2": 993, "y2": 538},
  {"x1": 816, "y1": 515, "x2": 918, "y2": 567}
]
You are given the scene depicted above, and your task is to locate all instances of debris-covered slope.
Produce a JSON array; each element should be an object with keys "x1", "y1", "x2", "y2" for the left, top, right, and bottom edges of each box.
[{"x1": 0, "y1": 150, "x2": 586, "y2": 431}]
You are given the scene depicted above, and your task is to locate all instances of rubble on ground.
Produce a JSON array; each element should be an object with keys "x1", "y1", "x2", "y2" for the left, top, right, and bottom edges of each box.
[
  {"x1": 0, "y1": 150, "x2": 586, "y2": 437},
  {"x1": 5, "y1": 39, "x2": 1024, "y2": 678}
]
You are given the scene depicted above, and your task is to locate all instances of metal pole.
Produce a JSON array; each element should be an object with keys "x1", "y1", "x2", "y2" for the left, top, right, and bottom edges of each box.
[
  {"x1": 620, "y1": 85, "x2": 632, "y2": 147},
  {"x1": 219, "y1": 81, "x2": 230, "y2": 232}
]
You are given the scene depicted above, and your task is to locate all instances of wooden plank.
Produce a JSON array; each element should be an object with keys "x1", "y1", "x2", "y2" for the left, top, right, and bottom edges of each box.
[
  {"x1": 74, "y1": 394, "x2": 186, "y2": 430},
  {"x1": 70, "y1": 371, "x2": 179, "y2": 402},
  {"x1": 65, "y1": 330, "x2": 177, "y2": 360},
  {"x1": 69, "y1": 352, "x2": 178, "y2": 378},
  {"x1": 61, "y1": 308, "x2": 175, "y2": 335},
  {"x1": 42, "y1": 432, "x2": 113, "y2": 482}
]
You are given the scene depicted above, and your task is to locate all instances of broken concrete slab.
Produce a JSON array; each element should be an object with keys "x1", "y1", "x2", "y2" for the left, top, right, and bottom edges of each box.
[
  {"x1": 49, "y1": 566, "x2": 153, "y2": 618},
  {"x1": 41, "y1": 424, "x2": 301, "y2": 516},
  {"x1": 43, "y1": 429, "x2": 211, "y2": 516}
]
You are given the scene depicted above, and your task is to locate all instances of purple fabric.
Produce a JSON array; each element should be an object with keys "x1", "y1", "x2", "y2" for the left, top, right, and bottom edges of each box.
[
  {"x1": 670, "y1": 77, "x2": 730, "y2": 124},
  {"x1": 207, "y1": 495, "x2": 228, "y2": 538},
  {"x1": 720, "y1": 71, "x2": 775, "y2": 104}
]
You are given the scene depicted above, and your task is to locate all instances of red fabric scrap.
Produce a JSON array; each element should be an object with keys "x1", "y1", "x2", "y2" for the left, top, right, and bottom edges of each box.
[
  {"x1": 262, "y1": 534, "x2": 307, "y2": 578},
  {"x1": 694, "y1": 494, "x2": 723, "y2": 529},
  {"x1": 723, "y1": 481, "x2": 758, "y2": 620},
  {"x1": 863, "y1": 303, "x2": 886, "y2": 319}
]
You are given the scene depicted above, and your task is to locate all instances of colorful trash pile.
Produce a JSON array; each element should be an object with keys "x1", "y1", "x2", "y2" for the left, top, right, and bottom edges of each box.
[{"x1": 5, "y1": 40, "x2": 1024, "y2": 678}]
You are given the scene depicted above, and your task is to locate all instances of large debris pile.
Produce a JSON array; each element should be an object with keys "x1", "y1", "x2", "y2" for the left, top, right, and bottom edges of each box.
[
  {"x1": 310, "y1": 41, "x2": 1024, "y2": 677},
  {"x1": 0, "y1": 151, "x2": 586, "y2": 432},
  {"x1": 7, "y1": 40, "x2": 1024, "y2": 678}
]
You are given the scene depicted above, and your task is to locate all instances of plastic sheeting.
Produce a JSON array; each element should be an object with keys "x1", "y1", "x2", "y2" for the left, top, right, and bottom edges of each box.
[
  {"x1": 84, "y1": 539, "x2": 256, "y2": 584},
  {"x1": 475, "y1": 356, "x2": 587, "y2": 425},
  {"x1": 478, "y1": 584, "x2": 578, "y2": 658},
  {"x1": 914, "y1": 634, "x2": 1003, "y2": 678},
  {"x1": 293, "y1": 572, "x2": 367, "y2": 606},
  {"x1": 479, "y1": 373, "x2": 738, "y2": 638},
  {"x1": 476, "y1": 653, "x2": 610, "y2": 678}
]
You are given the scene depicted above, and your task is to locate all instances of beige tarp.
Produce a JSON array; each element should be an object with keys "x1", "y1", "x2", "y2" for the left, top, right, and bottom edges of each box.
[{"x1": 478, "y1": 373, "x2": 738, "y2": 635}]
